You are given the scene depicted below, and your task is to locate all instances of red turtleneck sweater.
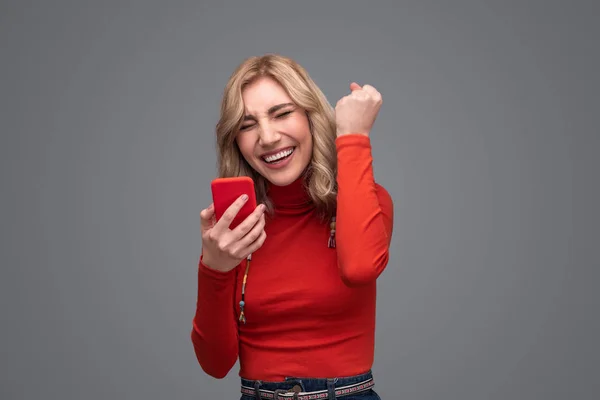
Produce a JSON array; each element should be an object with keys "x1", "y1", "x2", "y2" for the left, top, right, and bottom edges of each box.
[{"x1": 191, "y1": 134, "x2": 394, "y2": 381}]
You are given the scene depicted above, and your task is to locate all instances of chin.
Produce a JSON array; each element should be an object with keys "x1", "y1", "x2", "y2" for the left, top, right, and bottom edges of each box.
[{"x1": 254, "y1": 160, "x2": 308, "y2": 187}]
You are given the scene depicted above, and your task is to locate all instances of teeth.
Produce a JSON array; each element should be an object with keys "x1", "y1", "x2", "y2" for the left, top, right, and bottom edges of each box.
[{"x1": 263, "y1": 148, "x2": 294, "y2": 163}]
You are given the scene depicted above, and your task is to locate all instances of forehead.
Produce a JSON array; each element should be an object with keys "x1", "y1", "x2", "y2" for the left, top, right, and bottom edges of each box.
[{"x1": 242, "y1": 76, "x2": 293, "y2": 114}]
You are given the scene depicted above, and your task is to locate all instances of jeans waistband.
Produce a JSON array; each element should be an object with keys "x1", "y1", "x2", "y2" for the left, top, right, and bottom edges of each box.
[{"x1": 240, "y1": 370, "x2": 374, "y2": 400}]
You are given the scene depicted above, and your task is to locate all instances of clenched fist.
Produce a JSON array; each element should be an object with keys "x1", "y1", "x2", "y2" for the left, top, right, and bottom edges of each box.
[{"x1": 335, "y1": 82, "x2": 382, "y2": 137}]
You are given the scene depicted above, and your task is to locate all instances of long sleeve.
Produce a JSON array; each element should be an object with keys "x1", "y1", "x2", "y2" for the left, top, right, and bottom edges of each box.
[
  {"x1": 335, "y1": 133, "x2": 394, "y2": 286},
  {"x1": 190, "y1": 257, "x2": 240, "y2": 378}
]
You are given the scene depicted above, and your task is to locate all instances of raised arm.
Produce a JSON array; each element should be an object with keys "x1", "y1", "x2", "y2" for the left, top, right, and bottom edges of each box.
[
  {"x1": 335, "y1": 134, "x2": 394, "y2": 286},
  {"x1": 334, "y1": 82, "x2": 394, "y2": 286}
]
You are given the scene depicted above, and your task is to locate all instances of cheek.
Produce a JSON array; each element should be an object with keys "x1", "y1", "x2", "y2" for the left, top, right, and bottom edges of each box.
[
  {"x1": 235, "y1": 135, "x2": 256, "y2": 163},
  {"x1": 285, "y1": 115, "x2": 312, "y2": 145},
  {"x1": 302, "y1": 137, "x2": 313, "y2": 164},
  {"x1": 296, "y1": 127, "x2": 313, "y2": 165}
]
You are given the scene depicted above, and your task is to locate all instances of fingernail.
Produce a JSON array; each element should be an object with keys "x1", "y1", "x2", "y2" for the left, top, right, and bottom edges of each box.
[{"x1": 242, "y1": 194, "x2": 248, "y2": 201}]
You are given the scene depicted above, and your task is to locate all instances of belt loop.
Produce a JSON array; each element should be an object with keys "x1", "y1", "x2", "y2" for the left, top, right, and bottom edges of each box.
[
  {"x1": 327, "y1": 378, "x2": 338, "y2": 400},
  {"x1": 253, "y1": 380, "x2": 262, "y2": 400}
]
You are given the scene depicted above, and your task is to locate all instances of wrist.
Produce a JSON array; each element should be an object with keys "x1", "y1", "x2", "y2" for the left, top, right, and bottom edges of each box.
[
  {"x1": 200, "y1": 254, "x2": 238, "y2": 274},
  {"x1": 200, "y1": 254, "x2": 220, "y2": 271},
  {"x1": 336, "y1": 130, "x2": 369, "y2": 138}
]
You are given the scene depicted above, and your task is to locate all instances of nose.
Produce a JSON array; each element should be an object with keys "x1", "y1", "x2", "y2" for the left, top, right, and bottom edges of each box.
[{"x1": 257, "y1": 122, "x2": 281, "y2": 147}]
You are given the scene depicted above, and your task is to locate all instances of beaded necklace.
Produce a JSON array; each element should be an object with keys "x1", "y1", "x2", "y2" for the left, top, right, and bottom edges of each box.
[{"x1": 237, "y1": 215, "x2": 336, "y2": 324}]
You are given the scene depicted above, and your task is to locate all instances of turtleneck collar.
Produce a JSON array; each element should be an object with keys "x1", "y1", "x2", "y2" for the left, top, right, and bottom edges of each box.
[{"x1": 267, "y1": 175, "x2": 314, "y2": 215}]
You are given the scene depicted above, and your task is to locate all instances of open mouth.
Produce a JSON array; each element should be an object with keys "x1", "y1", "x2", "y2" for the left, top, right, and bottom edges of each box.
[{"x1": 261, "y1": 147, "x2": 295, "y2": 164}]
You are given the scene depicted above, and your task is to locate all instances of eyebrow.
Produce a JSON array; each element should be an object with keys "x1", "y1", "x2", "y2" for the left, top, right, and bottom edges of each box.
[{"x1": 243, "y1": 103, "x2": 295, "y2": 121}]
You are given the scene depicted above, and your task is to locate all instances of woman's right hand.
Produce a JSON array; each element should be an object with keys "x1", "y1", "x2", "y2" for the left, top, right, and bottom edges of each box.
[{"x1": 199, "y1": 195, "x2": 267, "y2": 272}]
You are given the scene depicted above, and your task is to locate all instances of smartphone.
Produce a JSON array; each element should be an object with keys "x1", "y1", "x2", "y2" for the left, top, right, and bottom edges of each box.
[{"x1": 211, "y1": 176, "x2": 257, "y2": 230}]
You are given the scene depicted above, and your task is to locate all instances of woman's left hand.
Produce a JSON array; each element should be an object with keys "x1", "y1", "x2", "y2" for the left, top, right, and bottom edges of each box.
[{"x1": 335, "y1": 82, "x2": 382, "y2": 137}]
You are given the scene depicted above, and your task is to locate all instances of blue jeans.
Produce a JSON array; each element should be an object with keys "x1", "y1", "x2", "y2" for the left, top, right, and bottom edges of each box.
[{"x1": 240, "y1": 369, "x2": 381, "y2": 400}]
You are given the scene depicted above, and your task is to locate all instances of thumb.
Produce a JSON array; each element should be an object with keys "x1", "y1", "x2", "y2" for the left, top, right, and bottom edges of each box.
[
  {"x1": 200, "y1": 203, "x2": 215, "y2": 233},
  {"x1": 350, "y1": 82, "x2": 362, "y2": 91}
]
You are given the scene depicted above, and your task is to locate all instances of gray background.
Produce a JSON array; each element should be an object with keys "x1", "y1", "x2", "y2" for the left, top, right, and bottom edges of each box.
[{"x1": 1, "y1": 1, "x2": 598, "y2": 399}]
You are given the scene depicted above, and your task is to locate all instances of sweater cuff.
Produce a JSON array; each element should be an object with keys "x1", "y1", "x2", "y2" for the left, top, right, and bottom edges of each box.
[
  {"x1": 335, "y1": 133, "x2": 371, "y2": 150},
  {"x1": 198, "y1": 256, "x2": 237, "y2": 282}
]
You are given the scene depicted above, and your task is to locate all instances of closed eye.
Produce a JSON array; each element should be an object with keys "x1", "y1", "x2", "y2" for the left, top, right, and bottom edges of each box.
[
  {"x1": 275, "y1": 110, "x2": 292, "y2": 118},
  {"x1": 240, "y1": 121, "x2": 256, "y2": 131},
  {"x1": 240, "y1": 108, "x2": 294, "y2": 131}
]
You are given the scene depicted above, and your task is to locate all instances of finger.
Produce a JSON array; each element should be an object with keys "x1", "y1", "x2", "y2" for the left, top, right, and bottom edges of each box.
[
  {"x1": 247, "y1": 230, "x2": 267, "y2": 254},
  {"x1": 350, "y1": 82, "x2": 362, "y2": 91},
  {"x1": 241, "y1": 214, "x2": 266, "y2": 246},
  {"x1": 361, "y1": 84, "x2": 381, "y2": 98},
  {"x1": 238, "y1": 229, "x2": 267, "y2": 259},
  {"x1": 231, "y1": 203, "x2": 266, "y2": 239},
  {"x1": 214, "y1": 194, "x2": 250, "y2": 232},
  {"x1": 200, "y1": 203, "x2": 215, "y2": 232},
  {"x1": 236, "y1": 213, "x2": 266, "y2": 250}
]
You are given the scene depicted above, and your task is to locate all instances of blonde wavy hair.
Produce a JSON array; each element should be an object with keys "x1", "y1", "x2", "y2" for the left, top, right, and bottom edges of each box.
[{"x1": 215, "y1": 54, "x2": 338, "y2": 220}]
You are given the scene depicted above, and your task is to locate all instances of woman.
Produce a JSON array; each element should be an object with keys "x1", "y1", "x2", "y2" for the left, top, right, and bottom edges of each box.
[{"x1": 191, "y1": 53, "x2": 393, "y2": 400}]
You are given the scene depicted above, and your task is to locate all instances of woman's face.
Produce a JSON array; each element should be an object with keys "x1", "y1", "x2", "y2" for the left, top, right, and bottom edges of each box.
[{"x1": 236, "y1": 76, "x2": 313, "y2": 187}]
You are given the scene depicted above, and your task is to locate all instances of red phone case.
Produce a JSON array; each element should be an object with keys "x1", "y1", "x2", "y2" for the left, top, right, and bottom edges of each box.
[{"x1": 211, "y1": 176, "x2": 257, "y2": 230}]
